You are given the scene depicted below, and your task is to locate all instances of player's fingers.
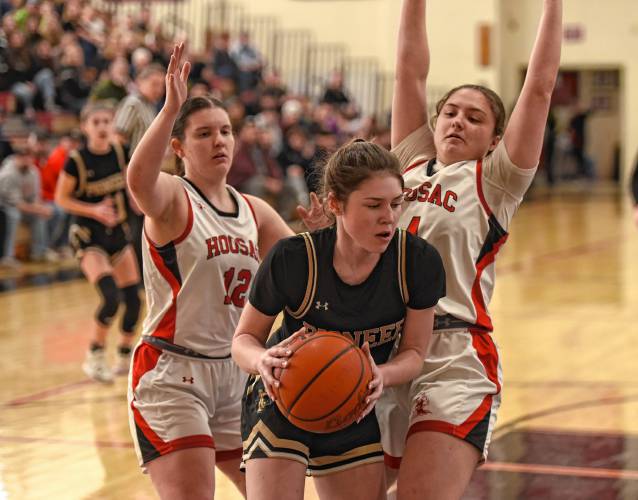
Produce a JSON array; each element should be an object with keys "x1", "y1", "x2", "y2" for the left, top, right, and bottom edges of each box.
[
  {"x1": 267, "y1": 344, "x2": 293, "y2": 358},
  {"x1": 280, "y1": 328, "x2": 306, "y2": 348},
  {"x1": 265, "y1": 352, "x2": 289, "y2": 368},
  {"x1": 167, "y1": 53, "x2": 176, "y2": 75},
  {"x1": 357, "y1": 401, "x2": 375, "y2": 423},
  {"x1": 309, "y1": 192, "x2": 321, "y2": 208},
  {"x1": 181, "y1": 61, "x2": 191, "y2": 82},
  {"x1": 296, "y1": 205, "x2": 309, "y2": 218}
]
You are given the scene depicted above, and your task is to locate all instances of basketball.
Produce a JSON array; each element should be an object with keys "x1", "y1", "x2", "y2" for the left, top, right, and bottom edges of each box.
[{"x1": 274, "y1": 330, "x2": 373, "y2": 433}]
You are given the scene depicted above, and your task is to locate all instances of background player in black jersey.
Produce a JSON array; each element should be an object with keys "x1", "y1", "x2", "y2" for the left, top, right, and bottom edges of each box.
[
  {"x1": 232, "y1": 139, "x2": 446, "y2": 500},
  {"x1": 55, "y1": 102, "x2": 142, "y2": 383}
]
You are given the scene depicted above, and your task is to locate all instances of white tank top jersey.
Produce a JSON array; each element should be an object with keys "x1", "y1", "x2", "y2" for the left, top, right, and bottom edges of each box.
[
  {"x1": 141, "y1": 178, "x2": 260, "y2": 357},
  {"x1": 393, "y1": 124, "x2": 536, "y2": 330}
]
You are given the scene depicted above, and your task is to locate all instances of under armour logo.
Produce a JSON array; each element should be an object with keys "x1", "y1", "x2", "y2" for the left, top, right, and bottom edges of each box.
[
  {"x1": 182, "y1": 376, "x2": 194, "y2": 384},
  {"x1": 315, "y1": 301, "x2": 328, "y2": 310}
]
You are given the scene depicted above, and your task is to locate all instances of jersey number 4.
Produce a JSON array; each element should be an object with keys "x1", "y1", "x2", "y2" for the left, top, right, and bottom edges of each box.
[
  {"x1": 406, "y1": 216, "x2": 421, "y2": 235},
  {"x1": 223, "y1": 267, "x2": 253, "y2": 307}
]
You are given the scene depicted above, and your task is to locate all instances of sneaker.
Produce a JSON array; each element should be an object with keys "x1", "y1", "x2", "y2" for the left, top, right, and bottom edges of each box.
[
  {"x1": 113, "y1": 351, "x2": 132, "y2": 376},
  {"x1": 0, "y1": 256, "x2": 22, "y2": 269},
  {"x1": 57, "y1": 246, "x2": 75, "y2": 259},
  {"x1": 82, "y1": 349, "x2": 114, "y2": 383},
  {"x1": 43, "y1": 249, "x2": 60, "y2": 263}
]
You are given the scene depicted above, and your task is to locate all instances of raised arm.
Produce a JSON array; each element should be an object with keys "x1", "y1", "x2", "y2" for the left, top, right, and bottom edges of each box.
[
  {"x1": 504, "y1": 0, "x2": 563, "y2": 169},
  {"x1": 391, "y1": 0, "x2": 430, "y2": 148},
  {"x1": 126, "y1": 43, "x2": 191, "y2": 221}
]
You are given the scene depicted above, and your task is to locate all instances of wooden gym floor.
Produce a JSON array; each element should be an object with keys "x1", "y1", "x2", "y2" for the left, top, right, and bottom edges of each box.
[{"x1": 1, "y1": 184, "x2": 637, "y2": 499}]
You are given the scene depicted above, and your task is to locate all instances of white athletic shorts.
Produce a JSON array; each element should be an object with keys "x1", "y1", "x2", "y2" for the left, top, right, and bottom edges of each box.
[
  {"x1": 128, "y1": 341, "x2": 247, "y2": 467},
  {"x1": 377, "y1": 328, "x2": 502, "y2": 467}
]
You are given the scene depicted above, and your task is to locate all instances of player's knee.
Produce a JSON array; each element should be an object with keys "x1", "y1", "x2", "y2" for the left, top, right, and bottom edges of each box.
[
  {"x1": 120, "y1": 284, "x2": 141, "y2": 334},
  {"x1": 95, "y1": 275, "x2": 120, "y2": 325}
]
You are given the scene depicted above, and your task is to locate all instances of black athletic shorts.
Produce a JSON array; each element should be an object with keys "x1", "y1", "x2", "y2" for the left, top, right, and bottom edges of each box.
[
  {"x1": 241, "y1": 374, "x2": 384, "y2": 476},
  {"x1": 69, "y1": 221, "x2": 131, "y2": 261}
]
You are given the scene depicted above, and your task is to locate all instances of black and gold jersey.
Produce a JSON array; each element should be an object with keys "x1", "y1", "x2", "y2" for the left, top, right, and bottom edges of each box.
[
  {"x1": 249, "y1": 225, "x2": 446, "y2": 366},
  {"x1": 63, "y1": 143, "x2": 131, "y2": 228}
]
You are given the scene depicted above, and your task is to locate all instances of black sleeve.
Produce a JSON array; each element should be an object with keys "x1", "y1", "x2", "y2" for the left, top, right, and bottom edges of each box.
[
  {"x1": 63, "y1": 152, "x2": 79, "y2": 179},
  {"x1": 248, "y1": 234, "x2": 309, "y2": 316},
  {"x1": 631, "y1": 160, "x2": 638, "y2": 205},
  {"x1": 405, "y1": 233, "x2": 446, "y2": 310}
]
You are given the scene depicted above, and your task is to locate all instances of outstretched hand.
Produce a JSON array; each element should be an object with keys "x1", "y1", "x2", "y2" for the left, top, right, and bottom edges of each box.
[
  {"x1": 164, "y1": 42, "x2": 191, "y2": 116},
  {"x1": 296, "y1": 192, "x2": 331, "y2": 231}
]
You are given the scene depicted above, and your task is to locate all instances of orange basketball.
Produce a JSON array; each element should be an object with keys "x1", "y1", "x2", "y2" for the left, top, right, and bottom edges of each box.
[{"x1": 274, "y1": 330, "x2": 372, "y2": 433}]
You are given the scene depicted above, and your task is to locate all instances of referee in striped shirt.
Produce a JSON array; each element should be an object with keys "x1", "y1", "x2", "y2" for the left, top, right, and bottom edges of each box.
[{"x1": 114, "y1": 63, "x2": 165, "y2": 278}]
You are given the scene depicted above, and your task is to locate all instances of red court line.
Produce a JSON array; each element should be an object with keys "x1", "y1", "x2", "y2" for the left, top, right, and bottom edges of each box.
[
  {"x1": 482, "y1": 461, "x2": 638, "y2": 480},
  {"x1": 5, "y1": 379, "x2": 94, "y2": 406},
  {"x1": 0, "y1": 435, "x2": 133, "y2": 449}
]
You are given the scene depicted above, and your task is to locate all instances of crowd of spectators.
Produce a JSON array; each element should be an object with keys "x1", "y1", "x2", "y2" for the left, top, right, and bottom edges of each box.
[{"x1": 0, "y1": 0, "x2": 390, "y2": 268}]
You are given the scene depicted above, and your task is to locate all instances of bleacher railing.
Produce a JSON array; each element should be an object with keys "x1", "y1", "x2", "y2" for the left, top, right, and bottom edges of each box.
[{"x1": 96, "y1": 0, "x2": 396, "y2": 122}]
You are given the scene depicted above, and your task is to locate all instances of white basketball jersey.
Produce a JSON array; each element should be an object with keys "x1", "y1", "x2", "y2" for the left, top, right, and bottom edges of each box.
[
  {"x1": 141, "y1": 178, "x2": 260, "y2": 357},
  {"x1": 394, "y1": 125, "x2": 536, "y2": 330}
]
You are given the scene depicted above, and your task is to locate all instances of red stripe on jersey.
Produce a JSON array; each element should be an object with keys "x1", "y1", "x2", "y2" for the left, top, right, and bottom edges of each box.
[
  {"x1": 470, "y1": 328, "x2": 501, "y2": 394},
  {"x1": 147, "y1": 241, "x2": 181, "y2": 342},
  {"x1": 239, "y1": 193, "x2": 260, "y2": 260},
  {"x1": 141, "y1": 189, "x2": 193, "y2": 248},
  {"x1": 407, "y1": 419, "x2": 459, "y2": 441},
  {"x1": 132, "y1": 403, "x2": 215, "y2": 458},
  {"x1": 240, "y1": 193, "x2": 258, "y2": 227},
  {"x1": 383, "y1": 452, "x2": 402, "y2": 469},
  {"x1": 475, "y1": 159, "x2": 492, "y2": 216},
  {"x1": 471, "y1": 231, "x2": 507, "y2": 331},
  {"x1": 131, "y1": 342, "x2": 161, "y2": 395},
  {"x1": 404, "y1": 158, "x2": 428, "y2": 175},
  {"x1": 174, "y1": 188, "x2": 194, "y2": 244},
  {"x1": 471, "y1": 159, "x2": 507, "y2": 330},
  {"x1": 130, "y1": 343, "x2": 164, "y2": 453}
]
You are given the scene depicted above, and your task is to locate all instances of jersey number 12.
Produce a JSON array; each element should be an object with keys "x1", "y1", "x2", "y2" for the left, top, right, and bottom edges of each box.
[{"x1": 223, "y1": 267, "x2": 252, "y2": 307}]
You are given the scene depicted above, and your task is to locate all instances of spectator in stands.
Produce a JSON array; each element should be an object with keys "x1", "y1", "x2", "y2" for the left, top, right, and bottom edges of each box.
[
  {"x1": 0, "y1": 147, "x2": 55, "y2": 267},
  {"x1": 278, "y1": 125, "x2": 314, "y2": 180},
  {"x1": 225, "y1": 96, "x2": 246, "y2": 131},
  {"x1": 307, "y1": 128, "x2": 338, "y2": 192},
  {"x1": 212, "y1": 32, "x2": 239, "y2": 90},
  {"x1": 228, "y1": 118, "x2": 305, "y2": 221},
  {"x1": 90, "y1": 56, "x2": 130, "y2": 103},
  {"x1": 6, "y1": 29, "x2": 55, "y2": 120},
  {"x1": 260, "y1": 68, "x2": 287, "y2": 102},
  {"x1": 188, "y1": 78, "x2": 212, "y2": 98},
  {"x1": 38, "y1": 1, "x2": 63, "y2": 46},
  {"x1": 321, "y1": 69, "x2": 350, "y2": 107},
  {"x1": 231, "y1": 31, "x2": 263, "y2": 92},
  {"x1": 280, "y1": 98, "x2": 307, "y2": 134},
  {"x1": 76, "y1": 4, "x2": 105, "y2": 69},
  {"x1": 56, "y1": 42, "x2": 93, "y2": 115},
  {"x1": 0, "y1": 106, "x2": 13, "y2": 160},
  {"x1": 130, "y1": 46, "x2": 152, "y2": 80}
]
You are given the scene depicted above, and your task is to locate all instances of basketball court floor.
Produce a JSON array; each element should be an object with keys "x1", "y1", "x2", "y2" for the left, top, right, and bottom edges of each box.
[{"x1": 1, "y1": 184, "x2": 637, "y2": 499}]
